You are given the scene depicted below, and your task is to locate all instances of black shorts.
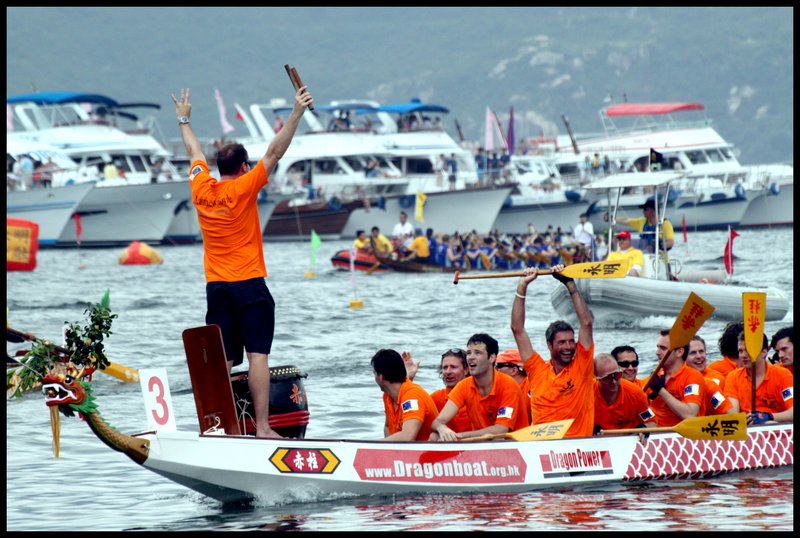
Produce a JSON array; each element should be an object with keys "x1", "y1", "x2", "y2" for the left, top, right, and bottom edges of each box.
[{"x1": 205, "y1": 277, "x2": 275, "y2": 367}]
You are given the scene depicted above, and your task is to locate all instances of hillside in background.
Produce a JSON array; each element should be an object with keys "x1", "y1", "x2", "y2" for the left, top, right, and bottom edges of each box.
[{"x1": 7, "y1": 7, "x2": 793, "y2": 164}]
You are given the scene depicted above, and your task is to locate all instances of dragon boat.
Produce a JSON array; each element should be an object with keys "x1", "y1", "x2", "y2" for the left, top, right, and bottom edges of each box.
[{"x1": 40, "y1": 325, "x2": 793, "y2": 506}]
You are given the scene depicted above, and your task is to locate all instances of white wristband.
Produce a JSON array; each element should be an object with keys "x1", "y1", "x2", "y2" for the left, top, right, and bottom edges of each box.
[{"x1": 515, "y1": 292, "x2": 526, "y2": 300}]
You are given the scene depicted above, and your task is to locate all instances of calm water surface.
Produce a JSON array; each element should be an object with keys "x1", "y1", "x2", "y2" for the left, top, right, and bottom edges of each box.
[{"x1": 6, "y1": 228, "x2": 793, "y2": 531}]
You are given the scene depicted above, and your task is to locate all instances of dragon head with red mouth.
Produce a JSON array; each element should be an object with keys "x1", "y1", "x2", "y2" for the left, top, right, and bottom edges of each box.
[{"x1": 42, "y1": 362, "x2": 97, "y2": 418}]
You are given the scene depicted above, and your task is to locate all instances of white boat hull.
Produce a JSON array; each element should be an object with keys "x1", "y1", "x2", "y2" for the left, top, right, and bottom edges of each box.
[
  {"x1": 135, "y1": 423, "x2": 793, "y2": 505},
  {"x1": 56, "y1": 182, "x2": 190, "y2": 247},
  {"x1": 551, "y1": 276, "x2": 790, "y2": 323},
  {"x1": 492, "y1": 198, "x2": 591, "y2": 235},
  {"x1": 6, "y1": 183, "x2": 94, "y2": 246},
  {"x1": 740, "y1": 183, "x2": 793, "y2": 227},
  {"x1": 341, "y1": 186, "x2": 512, "y2": 239}
]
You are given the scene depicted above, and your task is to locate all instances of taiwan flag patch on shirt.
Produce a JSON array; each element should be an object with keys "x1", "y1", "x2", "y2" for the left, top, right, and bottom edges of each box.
[
  {"x1": 781, "y1": 387, "x2": 793, "y2": 401},
  {"x1": 402, "y1": 399, "x2": 419, "y2": 412},
  {"x1": 497, "y1": 406, "x2": 514, "y2": 419},
  {"x1": 683, "y1": 384, "x2": 700, "y2": 397}
]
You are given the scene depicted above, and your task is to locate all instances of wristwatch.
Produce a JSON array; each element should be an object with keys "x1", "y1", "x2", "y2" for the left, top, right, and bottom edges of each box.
[{"x1": 178, "y1": 116, "x2": 190, "y2": 124}]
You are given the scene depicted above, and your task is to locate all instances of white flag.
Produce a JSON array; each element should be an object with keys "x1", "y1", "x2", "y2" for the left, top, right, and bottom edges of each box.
[{"x1": 214, "y1": 88, "x2": 235, "y2": 134}]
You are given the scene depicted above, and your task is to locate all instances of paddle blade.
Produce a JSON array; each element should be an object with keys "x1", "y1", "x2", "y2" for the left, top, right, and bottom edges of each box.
[
  {"x1": 742, "y1": 292, "x2": 767, "y2": 362},
  {"x1": 674, "y1": 413, "x2": 747, "y2": 441},
  {"x1": 506, "y1": 418, "x2": 574, "y2": 441},
  {"x1": 559, "y1": 260, "x2": 630, "y2": 279},
  {"x1": 101, "y1": 361, "x2": 140, "y2": 382},
  {"x1": 668, "y1": 292, "x2": 715, "y2": 349}
]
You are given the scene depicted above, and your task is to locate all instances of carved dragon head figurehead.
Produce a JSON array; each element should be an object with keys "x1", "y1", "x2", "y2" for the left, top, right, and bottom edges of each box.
[{"x1": 43, "y1": 362, "x2": 86, "y2": 406}]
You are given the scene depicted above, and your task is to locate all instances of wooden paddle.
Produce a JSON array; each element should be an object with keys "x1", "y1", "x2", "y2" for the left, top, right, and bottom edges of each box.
[
  {"x1": 366, "y1": 237, "x2": 383, "y2": 275},
  {"x1": 453, "y1": 259, "x2": 631, "y2": 284},
  {"x1": 479, "y1": 251, "x2": 492, "y2": 270},
  {"x1": 642, "y1": 291, "x2": 715, "y2": 391},
  {"x1": 7, "y1": 326, "x2": 139, "y2": 383},
  {"x1": 742, "y1": 292, "x2": 767, "y2": 413},
  {"x1": 462, "y1": 419, "x2": 574, "y2": 442},
  {"x1": 601, "y1": 412, "x2": 747, "y2": 441}
]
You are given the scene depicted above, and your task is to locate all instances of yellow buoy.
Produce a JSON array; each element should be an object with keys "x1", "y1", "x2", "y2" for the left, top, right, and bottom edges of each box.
[
  {"x1": 119, "y1": 241, "x2": 163, "y2": 265},
  {"x1": 349, "y1": 299, "x2": 364, "y2": 309},
  {"x1": 304, "y1": 271, "x2": 315, "y2": 278}
]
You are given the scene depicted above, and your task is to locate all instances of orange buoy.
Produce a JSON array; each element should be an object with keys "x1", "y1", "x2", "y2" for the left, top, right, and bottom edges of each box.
[
  {"x1": 7, "y1": 218, "x2": 39, "y2": 271},
  {"x1": 119, "y1": 241, "x2": 163, "y2": 265}
]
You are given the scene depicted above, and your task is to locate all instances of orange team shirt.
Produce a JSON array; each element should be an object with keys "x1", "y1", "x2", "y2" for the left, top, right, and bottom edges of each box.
[
  {"x1": 594, "y1": 378, "x2": 655, "y2": 431},
  {"x1": 519, "y1": 377, "x2": 532, "y2": 424},
  {"x1": 382, "y1": 379, "x2": 439, "y2": 441},
  {"x1": 702, "y1": 368, "x2": 726, "y2": 390},
  {"x1": 189, "y1": 160, "x2": 267, "y2": 283},
  {"x1": 447, "y1": 371, "x2": 529, "y2": 432},
  {"x1": 431, "y1": 387, "x2": 472, "y2": 433},
  {"x1": 781, "y1": 363, "x2": 793, "y2": 375},
  {"x1": 649, "y1": 363, "x2": 705, "y2": 427},
  {"x1": 722, "y1": 363, "x2": 794, "y2": 414},
  {"x1": 523, "y1": 342, "x2": 596, "y2": 438},
  {"x1": 706, "y1": 356, "x2": 737, "y2": 380},
  {"x1": 702, "y1": 376, "x2": 733, "y2": 416}
]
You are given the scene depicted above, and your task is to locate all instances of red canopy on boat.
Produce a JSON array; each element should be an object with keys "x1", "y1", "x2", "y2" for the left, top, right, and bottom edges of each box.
[{"x1": 605, "y1": 103, "x2": 705, "y2": 116}]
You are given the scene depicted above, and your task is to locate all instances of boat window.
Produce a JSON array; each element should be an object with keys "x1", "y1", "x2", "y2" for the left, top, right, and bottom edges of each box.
[
  {"x1": 343, "y1": 156, "x2": 365, "y2": 171},
  {"x1": 720, "y1": 147, "x2": 735, "y2": 160},
  {"x1": 313, "y1": 159, "x2": 343, "y2": 174},
  {"x1": 130, "y1": 155, "x2": 147, "y2": 173},
  {"x1": 111, "y1": 155, "x2": 131, "y2": 172},
  {"x1": 686, "y1": 150, "x2": 708, "y2": 164},
  {"x1": 405, "y1": 158, "x2": 433, "y2": 174},
  {"x1": 705, "y1": 149, "x2": 724, "y2": 163}
]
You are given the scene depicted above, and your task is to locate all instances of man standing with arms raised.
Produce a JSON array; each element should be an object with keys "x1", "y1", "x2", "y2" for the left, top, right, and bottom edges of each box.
[
  {"x1": 511, "y1": 264, "x2": 596, "y2": 437},
  {"x1": 173, "y1": 83, "x2": 313, "y2": 438}
]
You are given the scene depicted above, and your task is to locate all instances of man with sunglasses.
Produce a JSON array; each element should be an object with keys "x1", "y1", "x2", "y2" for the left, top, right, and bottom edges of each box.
[
  {"x1": 594, "y1": 353, "x2": 656, "y2": 434},
  {"x1": 431, "y1": 333, "x2": 528, "y2": 441},
  {"x1": 605, "y1": 230, "x2": 644, "y2": 276},
  {"x1": 511, "y1": 264, "x2": 596, "y2": 438},
  {"x1": 495, "y1": 349, "x2": 531, "y2": 423},
  {"x1": 611, "y1": 345, "x2": 645, "y2": 388}
]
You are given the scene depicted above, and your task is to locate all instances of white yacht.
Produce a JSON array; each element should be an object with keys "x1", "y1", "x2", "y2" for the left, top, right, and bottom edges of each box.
[{"x1": 7, "y1": 92, "x2": 189, "y2": 246}]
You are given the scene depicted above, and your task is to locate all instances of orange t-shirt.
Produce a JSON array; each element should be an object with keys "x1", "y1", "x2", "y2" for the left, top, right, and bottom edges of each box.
[
  {"x1": 189, "y1": 160, "x2": 267, "y2": 283},
  {"x1": 707, "y1": 356, "x2": 737, "y2": 380},
  {"x1": 447, "y1": 371, "x2": 529, "y2": 432},
  {"x1": 649, "y1": 363, "x2": 705, "y2": 427},
  {"x1": 523, "y1": 342, "x2": 596, "y2": 438},
  {"x1": 701, "y1": 376, "x2": 733, "y2": 416},
  {"x1": 431, "y1": 387, "x2": 472, "y2": 433},
  {"x1": 722, "y1": 363, "x2": 794, "y2": 414},
  {"x1": 383, "y1": 379, "x2": 439, "y2": 441},
  {"x1": 594, "y1": 378, "x2": 655, "y2": 430},
  {"x1": 702, "y1": 368, "x2": 726, "y2": 390}
]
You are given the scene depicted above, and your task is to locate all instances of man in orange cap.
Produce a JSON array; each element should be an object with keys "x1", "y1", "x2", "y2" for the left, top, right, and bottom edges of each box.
[
  {"x1": 495, "y1": 349, "x2": 531, "y2": 422},
  {"x1": 605, "y1": 230, "x2": 644, "y2": 276}
]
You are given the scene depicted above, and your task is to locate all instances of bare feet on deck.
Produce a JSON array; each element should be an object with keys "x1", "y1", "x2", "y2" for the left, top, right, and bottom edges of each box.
[{"x1": 256, "y1": 428, "x2": 285, "y2": 439}]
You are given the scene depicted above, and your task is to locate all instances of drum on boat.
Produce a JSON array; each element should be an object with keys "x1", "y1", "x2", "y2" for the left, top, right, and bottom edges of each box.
[{"x1": 231, "y1": 365, "x2": 310, "y2": 438}]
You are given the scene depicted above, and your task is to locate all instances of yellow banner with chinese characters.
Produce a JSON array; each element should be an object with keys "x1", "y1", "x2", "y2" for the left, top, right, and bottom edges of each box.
[
  {"x1": 742, "y1": 292, "x2": 767, "y2": 363},
  {"x1": 671, "y1": 292, "x2": 715, "y2": 349}
]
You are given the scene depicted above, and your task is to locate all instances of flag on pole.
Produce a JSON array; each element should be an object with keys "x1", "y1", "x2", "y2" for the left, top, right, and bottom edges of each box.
[
  {"x1": 349, "y1": 246, "x2": 357, "y2": 289},
  {"x1": 649, "y1": 148, "x2": 664, "y2": 172},
  {"x1": 723, "y1": 226, "x2": 740, "y2": 276},
  {"x1": 681, "y1": 214, "x2": 688, "y2": 243},
  {"x1": 484, "y1": 107, "x2": 495, "y2": 152},
  {"x1": 214, "y1": 88, "x2": 235, "y2": 135},
  {"x1": 235, "y1": 110, "x2": 245, "y2": 121},
  {"x1": 507, "y1": 106, "x2": 515, "y2": 156},
  {"x1": 74, "y1": 214, "x2": 83, "y2": 245},
  {"x1": 415, "y1": 191, "x2": 427, "y2": 223},
  {"x1": 309, "y1": 229, "x2": 321, "y2": 266}
]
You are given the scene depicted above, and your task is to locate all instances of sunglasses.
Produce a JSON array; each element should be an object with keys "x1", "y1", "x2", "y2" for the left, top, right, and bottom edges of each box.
[
  {"x1": 442, "y1": 348, "x2": 466, "y2": 359},
  {"x1": 596, "y1": 370, "x2": 623, "y2": 382},
  {"x1": 495, "y1": 362, "x2": 520, "y2": 370},
  {"x1": 617, "y1": 360, "x2": 639, "y2": 368}
]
